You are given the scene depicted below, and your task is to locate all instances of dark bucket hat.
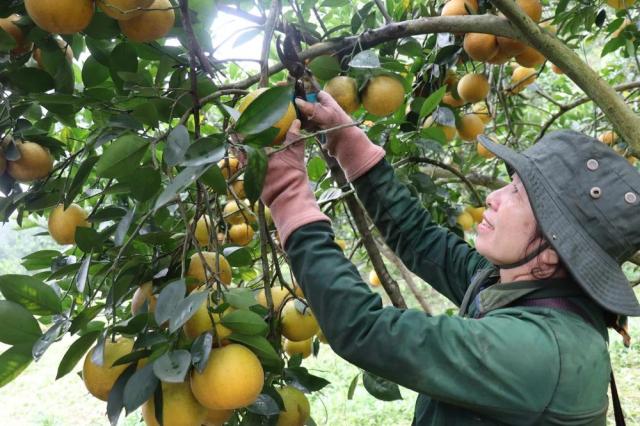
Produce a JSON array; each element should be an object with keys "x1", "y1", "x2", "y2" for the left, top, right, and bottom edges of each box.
[{"x1": 478, "y1": 130, "x2": 640, "y2": 316}]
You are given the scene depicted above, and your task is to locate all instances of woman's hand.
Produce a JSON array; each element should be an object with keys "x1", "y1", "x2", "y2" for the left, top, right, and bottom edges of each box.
[
  {"x1": 260, "y1": 119, "x2": 330, "y2": 248},
  {"x1": 294, "y1": 91, "x2": 353, "y2": 131}
]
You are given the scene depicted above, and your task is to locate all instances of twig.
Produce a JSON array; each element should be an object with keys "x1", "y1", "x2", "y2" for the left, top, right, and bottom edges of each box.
[
  {"x1": 374, "y1": 0, "x2": 393, "y2": 24},
  {"x1": 260, "y1": 0, "x2": 281, "y2": 87},
  {"x1": 394, "y1": 156, "x2": 484, "y2": 206}
]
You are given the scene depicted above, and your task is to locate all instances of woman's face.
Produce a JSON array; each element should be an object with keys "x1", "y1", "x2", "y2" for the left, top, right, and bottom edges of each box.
[{"x1": 475, "y1": 175, "x2": 540, "y2": 264}]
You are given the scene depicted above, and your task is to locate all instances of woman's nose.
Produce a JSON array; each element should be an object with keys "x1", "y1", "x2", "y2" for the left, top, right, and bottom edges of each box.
[{"x1": 486, "y1": 190, "x2": 499, "y2": 210}]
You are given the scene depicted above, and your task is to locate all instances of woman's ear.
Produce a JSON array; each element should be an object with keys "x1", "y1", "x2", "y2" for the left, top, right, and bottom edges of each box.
[{"x1": 540, "y1": 247, "x2": 560, "y2": 267}]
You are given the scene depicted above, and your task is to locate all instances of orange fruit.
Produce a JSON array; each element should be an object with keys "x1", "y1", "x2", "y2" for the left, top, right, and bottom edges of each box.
[
  {"x1": 515, "y1": 46, "x2": 545, "y2": 68},
  {"x1": 190, "y1": 344, "x2": 264, "y2": 410},
  {"x1": 82, "y1": 338, "x2": 134, "y2": 401},
  {"x1": 517, "y1": 0, "x2": 542, "y2": 22},
  {"x1": 362, "y1": 75, "x2": 405, "y2": 117},
  {"x1": 441, "y1": 0, "x2": 478, "y2": 16},
  {"x1": 463, "y1": 33, "x2": 499, "y2": 62},
  {"x1": 228, "y1": 223, "x2": 254, "y2": 246},
  {"x1": 141, "y1": 381, "x2": 207, "y2": 426},
  {"x1": 324, "y1": 76, "x2": 361, "y2": 114},
  {"x1": 218, "y1": 157, "x2": 239, "y2": 180},
  {"x1": 283, "y1": 338, "x2": 313, "y2": 359},
  {"x1": 119, "y1": 0, "x2": 175, "y2": 42},
  {"x1": 237, "y1": 88, "x2": 296, "y2": 145},
  {"x1": 187, "y1": 252, "x2": 232, "y2": 286},
  {"x1": 457, "y1": 74, "x2": 490, "y2": 103},
  {"x1": 442, "y1": 92, "x2": 466, "y2": 108},
  {"x1": 456, "y1": 114, "x2": 485, "y2": 141},
  {"x1": 97, "y1": 0, "x2": 154, "y2": 21},
  {"x1": 0, "y1": 15, "x2": 32, "y2": 55},
  {"x1": 48, "y1": 203, "x2": 90, "y2": 245},
  {"x1": 598, "y1": 131, "x2": 618, "y2": 145},
  {"x1": 131, "y1": 282, "x2": 157, "y2": 315},
  {"x1": 24, "y1": 0, "x2": 94, "y2": 34},
  {"x1": 368, "y1": 270, "x2": 381, "y2": 287},
  {"x1": 280, "y1": 299, "x2": 319, "y2": 341},
  {"x1": 7, "y1": 141, "x2": 53, "y2": 182}
]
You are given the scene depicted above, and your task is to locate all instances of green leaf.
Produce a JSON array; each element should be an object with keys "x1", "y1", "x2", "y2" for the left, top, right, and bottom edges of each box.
[
  {"x1": 224, "y1": 287, "x2": 259, "y2": 309},
  {"x1": 307, "y1": 157, "x2": 327, "y2": 182},
  {"x1": 246, "y1": 393, "x2": 281, "y2": 416},
  {"x1": 244, "y1": 146, "x2": 268, "y2": 205},
  {"x1": 235, "y1": 85, "x2": 294, "y2": 136},
  {"x1": 348, "y1": 50, "x2": 380, "y2": 69},
  {"x1": 84, "y1": 10, "x2": 121, "y2": 39},
  {"x1": 154, "y1": 165, "x2": 209, "y2": 211},
  {"x1": 123, "y1": 362, "x2": 158, "y2": 414},
  {"x1": 200, "y1": 165, "x2": 227, "y2": 193},
  {"x1": 69, "y1": 304, "x2": 105, "y2": 335},
  {"x1": 0, "y1": 344, "x2": 33, "y2": 388},
  {"x1": 114, "y1": 206, "x2": 136, "y2": 247},
  {"x1": 169, "y1": 290, "x2": 208, "y2": 333},
  {"x1": 227, "y1": 334, "x2": 281, "y2": 366},
  {"x1": 222, "y1": 246, "x2": 253, "y2": 267},
  {"x1": 110, "y1": 42, "x2": 139, "y2": 93},
  {"x1": 308, "y1": 55, "x2": 341, "y2": 81},
  {"x1": 284, "y1": 366, "x2": 331, "y2": 392},
  {"x1": 182, "y1": 136, "x2": 225, "y2": 167},
  {"x1": 8, "y1": 68, "x2": 55, "y2": 94},
  {"x1": 164, "y1": 125, "x2": 190, "y2": 167},
  {"x1": 107, "y1": 363, "x2": 136, "y2": 426},
  {"x1": 0, "y1": 300, "x2": 42, "y2": 345},
  {"x1": 220, "y1": 309, "x2": 269, "y2": 336},
  {"x1": 66, "y1": 156, "x2": 100, "y2": 206},
  {"x1": 124, "y1": 167, "x2": 162, "y2": 202},
  {"x1": 56, "y1": 329, "x2": 100, "y2": 379},
  {"x1": 82, "y1": 56, "x2": 110, "y2": 88},
  {"x1": 347, "y1": 373, "x2": 359, "y2": 400},
  {"x1": 76, "y1": 253, "x2": 91, "y2": 294},
  {"x1": 0, "y1": 274, "x2": 62, "y2": 315},
  {"x1": 242, "y1": 127, "x2": 280, "y2": 148},
  {"x1": 362, "y1": 371, "x2": 402, "y2": 401},
  {"x1": 419, "y1": 86, "x2": 447, "y2": 120},
  {"x1": 154, "y1": 279, "x2": 186, "y2": 326},
  {"x1": 190, "y1": 333, "x2": 213, "y2": 373},
  {"x1": 75, "y1": 227, "x2": 105, "y2": 253},
  {"x1": 152, "y1": 350, "x2": 191, "y2": 383},
  {"x1": 95, "y1": 134, "x2": 148, "y2": 179}
]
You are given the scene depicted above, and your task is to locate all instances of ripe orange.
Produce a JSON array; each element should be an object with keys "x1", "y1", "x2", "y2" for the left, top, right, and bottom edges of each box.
[
  {"x1": 463, "y1": 33, "x2": 499, "y2": 62},
  {"x1": 598, "y1": 131, "x2": 618, "y2": 145},
  {"x1": 119, "y1": 0, "x2": 175, "y2": 42},
  {"x1": 276, "y1": 386, "x2": 311, "y2": 426},
  {"x1": 368, "y1": 270, "x2": 381, "y2": 287},
  {"x1": 223, "y1": 199, "x2": 255, "y2": 225},
  {"x1": 228, "y1": 179, "x2": 246, "y2": 199},
  {"x1": 187, "y1": 252, "x2": 232, "y2": 286},
  {"x1": 48, "y1": 203, "x2": 90, "y2": 245},
  {"x1": 183, "y1": 292, "x2": 232, "y2": 342},
  {"x1": 517, "y1": 0, "x2": 542, "y2": 22},
  {"x1": 237, "y1": 88, "x2": 296, "y2": 145},
  {"x1": 362, "y1": 75, "x2": 405, "y2": 117},
  {"x1": 442, "y1": 92, "x2": 466, "y2": 108},
  {"x1": 256, "y1": 285, "x2": 293, "y2": 312},
  {"x1": 283, "y1": 338, "x2": 313, "y2": 359},
  {"x1": 477, "y1": 142, "x2": 496, "y2": 159},
  {"x1": 203, "y1": 408, "x2": 234, "y2": 426},
  {"x1": 280, "y1": 299, "x2": 319, "y2": 341},
  {"x1": 511, "y1": 66, "x2": 537, "y2": 94},
  {"x1": 194, "y1": 215, "x2": 214, "y2": 246},
  {"x1": 7, "y1": 141, "x2": 53, "y2": 182},
  {"x1": 142, "y1": 381, "x2": 207, "y2": 426},
  {"x1": 496, "y1": 37, "x2": 527, "y2": 57},
  {"x1": 465, "y1": 206, "x2": 486, "y2": 223},
  {"x1": 24, "y1": 0, "x2": 94, "y2": 34},
  {"x1": 456, "y1": 114, "x2": 485, "y2": 141},
  {"x1": 324, "y1": 76, "x2": 361, "y2": 114},
  {"x1": 423, "y1": 116, "x2": 457, "y2": 141},
  {"x1": 515, "y1": 46, "x2": 545, "y2": 68},
  {"x1": 228, "y1": 223, "x2": 254, "y2": 246},
  {"x1": 472, "y1": 103, "x2": 492, "y2": 124},
  {"x1": 190, "y1": 344, "x2": 264, "y2": 410},
  {"x1": 457, "y1": 74, "x2": 490, "y2": 103},
  {"x1": 441, "y1": 0, "x2": 478, "y2": 16},
  {"x1": 456, "y1": 211, "x2": 474, "y2": 231},
  {"x1": 131, "y1": 281, "x2": 157, "y2": 315},
  {"x1": 83, "y1": 338, "x2": 134, "y2": 401},
  {"x1": 218, "y1": 157, "x2": 240, "y2": 180}
]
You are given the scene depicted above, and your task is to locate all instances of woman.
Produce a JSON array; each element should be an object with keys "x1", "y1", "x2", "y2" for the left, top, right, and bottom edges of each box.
[{"x1": 258, "y1": 91, "x2": 640, "y2": 425}]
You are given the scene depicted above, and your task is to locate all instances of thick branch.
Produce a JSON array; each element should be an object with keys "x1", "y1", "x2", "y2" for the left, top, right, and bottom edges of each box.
[
  {"x1": 491, "y1": 0, "x2": 640, "y2": 155},
  {"x1": 538, "y1": 80, "x2": 640, "y2": 139},
  {"x1": 320, "y1": 152, "x2": 407, "y2": 308},
  {"x1": 374, "y1": 236, "x2": 432, "y2": 314},
  {"x1": 218, "y1": 15, "x2": 518, "y2": 90}
]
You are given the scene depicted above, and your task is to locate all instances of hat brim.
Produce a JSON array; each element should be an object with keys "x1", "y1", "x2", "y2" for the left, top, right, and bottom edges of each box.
[{"x1": 478, "y1": 134, "x2": 640, "y2": 316}]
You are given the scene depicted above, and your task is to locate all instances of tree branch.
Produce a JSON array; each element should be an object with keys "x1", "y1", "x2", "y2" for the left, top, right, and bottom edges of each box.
[
  {"x1": 491, "y1": 0, "x2": 640, "y2": 155},
  {"x1": 260, "y1": 0, "x2": 281, "y2": 87},
  {"x1": 538, "y1": 80, "x2": 640, "y2": 139},
  {"x1": 374, "y1": 0, "x2": 393, "y2": 24}
]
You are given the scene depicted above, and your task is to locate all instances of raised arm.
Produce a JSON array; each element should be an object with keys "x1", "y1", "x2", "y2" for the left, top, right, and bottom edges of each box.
[{"x1": 295, "y1": 92, "x2": 490, "y2": 304}]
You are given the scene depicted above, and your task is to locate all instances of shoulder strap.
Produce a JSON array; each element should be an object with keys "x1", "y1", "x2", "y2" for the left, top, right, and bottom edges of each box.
[{"x1": 516, "y1": 297, "x2": 626, "y2": 426}]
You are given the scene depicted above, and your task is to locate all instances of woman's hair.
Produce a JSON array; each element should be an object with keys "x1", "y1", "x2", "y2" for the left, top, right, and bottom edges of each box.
[{"x1": 525, "y1": 223, "x2": 564, "y2": 279}]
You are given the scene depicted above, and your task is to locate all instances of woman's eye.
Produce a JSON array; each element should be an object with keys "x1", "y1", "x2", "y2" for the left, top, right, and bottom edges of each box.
[{"x1": 512, "y1": 184, "x2": 519, "y2": 193}]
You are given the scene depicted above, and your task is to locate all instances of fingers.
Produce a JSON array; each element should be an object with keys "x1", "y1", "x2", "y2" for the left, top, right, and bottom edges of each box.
[
  {"x1": 294, "y1": 98, "x2": 316, "y2": 117},
  {"x1": 287, "y1": 119, "x2": 301, "y2": 139}
]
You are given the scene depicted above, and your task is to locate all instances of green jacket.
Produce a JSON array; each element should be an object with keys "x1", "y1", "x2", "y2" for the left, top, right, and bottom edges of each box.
[{"x1": 286, "y1": 159, "x2": 611, "y2": 425}]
